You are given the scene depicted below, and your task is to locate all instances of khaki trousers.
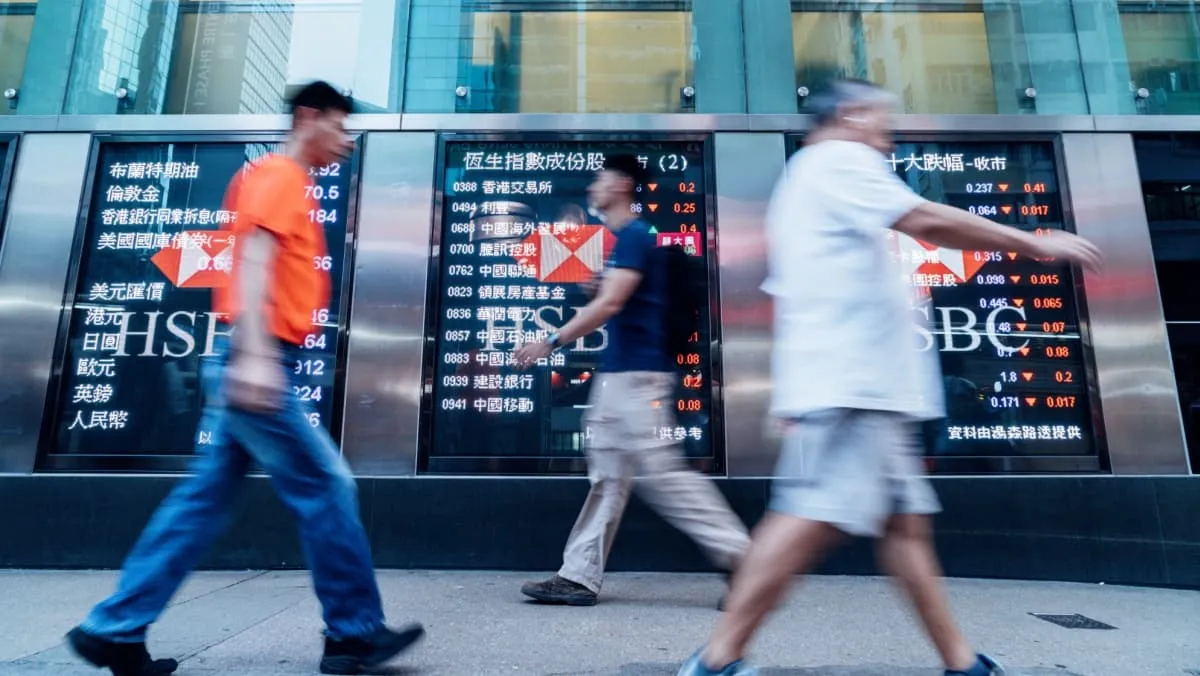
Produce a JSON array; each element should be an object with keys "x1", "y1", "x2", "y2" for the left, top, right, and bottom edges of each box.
[{"x1": 557, "y1": 371, "x2": 750, "y2": 593}]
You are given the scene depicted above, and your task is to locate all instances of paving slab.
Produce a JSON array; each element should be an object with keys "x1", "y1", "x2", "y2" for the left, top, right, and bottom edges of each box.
[{"x1": 1, "y1": 571, "x2": 1196, "y2": 676}]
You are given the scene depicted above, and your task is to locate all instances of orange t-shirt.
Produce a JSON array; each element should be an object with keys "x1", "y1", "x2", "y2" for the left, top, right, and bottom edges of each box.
[{"x1": 213, "y1": 154, "x2": 331, "y2": 346}]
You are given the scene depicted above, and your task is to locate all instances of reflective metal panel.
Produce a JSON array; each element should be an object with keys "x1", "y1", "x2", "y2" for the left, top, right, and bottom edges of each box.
[
  {"x1": 340, "y1": 133, "x2": 437, "y2": 476},
  {"x1": 1061, "y1": 133, "x2": 1189, "y2": 475},
  {"x1": 716, "y1": 133, "x2": 785, "y2": 477},
  {"x1": 0, "y1": 134, "x2": 92, "y2": 473}
]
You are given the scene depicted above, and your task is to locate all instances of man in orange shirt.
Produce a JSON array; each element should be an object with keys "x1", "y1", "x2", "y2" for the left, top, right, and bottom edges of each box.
[{"x1": 66, "y1": 81, "x2": 424, "y2": 676}]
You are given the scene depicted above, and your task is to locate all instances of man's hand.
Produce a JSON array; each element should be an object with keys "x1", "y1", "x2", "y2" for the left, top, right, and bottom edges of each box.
[
  {"x1": 224, "y1": 350, "x2": 285, "y2": 412},
  {"x1": 514, "y1": 341, "x2": 553, "y2": 369},
  {"x1": 1028, "y1": 231, "x2": 1104, "y2": 273}
]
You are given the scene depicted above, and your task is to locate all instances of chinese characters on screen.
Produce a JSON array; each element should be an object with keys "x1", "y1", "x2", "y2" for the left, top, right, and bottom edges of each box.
[
  {"x1": 426, "y1": 140, "x2": 714, "y2": 472},
  {"x1": 880, "y1": 142, "x2": 1095, "y2": 458},
  {"x1": 51, "y1": 141, "x2": 355, "y2": 458}
]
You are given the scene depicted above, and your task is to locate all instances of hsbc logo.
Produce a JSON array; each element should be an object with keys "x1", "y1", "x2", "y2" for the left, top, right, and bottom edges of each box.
[
  {"x1": 150, "y1": 231, "x2": 234, "y2": 289},
  {"x1": 513, "y1": 224, "x2": 615, "y2": 284}
]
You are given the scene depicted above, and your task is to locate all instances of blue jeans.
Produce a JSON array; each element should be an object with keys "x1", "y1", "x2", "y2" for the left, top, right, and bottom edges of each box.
[{"x1": 81, "y1": 335, "x2": 385, "y2": 642}]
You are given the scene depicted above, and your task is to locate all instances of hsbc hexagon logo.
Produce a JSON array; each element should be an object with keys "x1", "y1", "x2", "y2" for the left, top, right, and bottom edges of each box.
[
  {"x1": 513, "y1": 224, "x2": 615, "y2": 284},
  {"x1": 150, "y1": 231, "x2": 235, "y2": 288}
]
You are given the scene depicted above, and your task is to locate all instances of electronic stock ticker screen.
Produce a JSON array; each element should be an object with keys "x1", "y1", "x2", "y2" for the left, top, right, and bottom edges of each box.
[
  {"x1": 788, "y1": 139, "x2": 1099, "y2": 461},
  {"x1": 47, "y1": 139, "x2": 356, "y2": 463},
  {"x1": 425, "y1": 139, "x2": 714, "y2": 473}
]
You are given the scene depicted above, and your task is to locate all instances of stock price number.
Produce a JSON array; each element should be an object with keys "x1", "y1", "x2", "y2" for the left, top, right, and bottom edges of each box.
[
  {"x1": 1044, "y1": 345, "x2": 1072, "y2": 359},
  {"x1": 1034, "y1": 297, "x2": 1064, "y2": 309},
  {"x1": 673, "y1": 202, "x2": 697, "y2": 215},
  {"x1": 965, "y1": 183, "x2": 994, "y2": 194},
  {"x1": 304, "y1": 184, "x2": 341, "y2": 201},
  {"x1": 1045, "y1": 395, "x2": 1077, "y2": 408},
  {"x1": 294, "y1": 359, "x2": 326, "y2": 376},
  {"x1": 1054, "y1": 370, "x2": 1075, "y2": 383},
  {"x1": 969, "y1": 205, "x2": 998, "y2": 217},
  {"x1": 311, "y1": 308, "x2": 331, "y2": 324},
  {"x1": 1030, "y1": 274, "x2": 1060, "y2": 286},
  {"x1": 1042, "y1": 321, "x2": 1067, "y2": 334},
  {"x1": 309, "y1": 162, "x2": 342, "y2": 178},
  {"x1": 678, "y1": 182, "x2": 697, "y2": 193},
  {"x1": 676, "y1": 353, "x2": 702, "y2": 367},
  {"x1": 989, "y1": 395, "x2": 1021, "y2": 409},
  {"x1": 1021, "y1": 204, "x2": 1050, "y2": 217},
  {"x1": 294, "y1": 385, "x2": 323, "y2": 402},
  {"x1": 972, "y1": 251, "x2": 1004, "y2": 263},
  {"x1": 302, "y1": 333, "x2": 328, "y2": 350},
  {"x1": 975, "y1": 274, "x2": 1006, "y2": 285},
  {"x1": 1024, "y1": 182, "x2": 1047, "y2": 194},
  {"x1": 677, "y1": 399, "x2": 704, "y2": 413},
  {"x1": 308, "y1": 209, "x2": 338, "y2": 225}
]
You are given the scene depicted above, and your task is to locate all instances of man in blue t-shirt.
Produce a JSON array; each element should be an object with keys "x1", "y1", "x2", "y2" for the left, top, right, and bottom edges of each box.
[{"x1": 514, "y1": 155, "x2": 749, "y2": 607}]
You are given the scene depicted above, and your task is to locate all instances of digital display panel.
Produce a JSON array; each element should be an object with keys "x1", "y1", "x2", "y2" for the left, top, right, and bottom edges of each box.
[
  {"x1": 46, "y1": 139, "x2": 357, "y2": 463},
  {"x1": 424, "y1": 138, "x2": 716, "y2": 474},
  {"x1": 787, "y1": 138, "x2": 1099, "y2": 462}
]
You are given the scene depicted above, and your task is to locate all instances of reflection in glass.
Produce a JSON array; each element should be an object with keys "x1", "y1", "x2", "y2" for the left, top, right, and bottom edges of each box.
[
  {"x1": 1137, "y1": 133, "x2": 1200, "y2": 472},
  {"x1": 792, "y1": 1, "x2": 999, "y2": 114},
  {"x1": 1120, "y1": 1, "x2": 1200, "y2": 115},
  {"x1": 0, "y1": 0, "x2": 36, "y2": 116},
  {"x1": 405, "y1": 1, "x2": 695, "y2": 113},
  {"x1": 64, "y1": 0, "x2": 381, "y2": 115}
]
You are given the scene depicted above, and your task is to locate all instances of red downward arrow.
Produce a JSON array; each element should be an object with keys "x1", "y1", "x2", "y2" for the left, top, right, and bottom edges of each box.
[
  {"x1": 1015, "y1": 323, "x2": 1027, "y2": 331},
  {"x1": 1025, "y1": 397, "x2": 1037, "y2": 407},
  {"x1": 1007, "y1": 252, "x2": 1018, "y2": 260},
  {"x1": 1012, "y1": 298, "x2": 1024, "y2": 307},
  {"x1": 1021, "y1": 372, "x2": 1034, "y2": 382},
  {"x1": 1010, "y1": 275, "x2": 1022, "y2": 284},
  {"x1": 1001, "y1": 206, "x2": 1013, "y2": 215},
  {"x1": 647, "y1": 183, "x2": 658, "y2": 192},
  {"x1": 1018, "y1": 347, "x2": 1031, "y2": 356},
  {"x1": 648, "y1": 204, "x2": 658, "y2": 212}
]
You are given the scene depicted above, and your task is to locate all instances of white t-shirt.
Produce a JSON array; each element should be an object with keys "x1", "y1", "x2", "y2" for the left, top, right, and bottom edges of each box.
[{"x1": 762, "y1": 139, "x2": 945, "y2": 420}]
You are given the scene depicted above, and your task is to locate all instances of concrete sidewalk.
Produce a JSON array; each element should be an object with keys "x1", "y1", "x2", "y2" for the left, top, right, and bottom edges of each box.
[{"x1": 0, "y1": 570, "x2": 1196, "y2": 676}]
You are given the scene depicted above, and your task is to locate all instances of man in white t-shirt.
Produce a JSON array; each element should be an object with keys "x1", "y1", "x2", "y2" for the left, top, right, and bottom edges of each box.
[{"x1": 676, "y1": 80, "x2": 1103, "y2": 676}]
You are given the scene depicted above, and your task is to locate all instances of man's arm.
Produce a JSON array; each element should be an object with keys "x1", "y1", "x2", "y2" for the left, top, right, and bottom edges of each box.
[
  {"x1": 553, "y1": 268, "x2": 642, "y2": 345},
  {"x1": 232, "y1": 228, "x2": 278, "y2": 357},
  {"x1": 893, "y1": 202, "x2": 1103, "y2": 272}
]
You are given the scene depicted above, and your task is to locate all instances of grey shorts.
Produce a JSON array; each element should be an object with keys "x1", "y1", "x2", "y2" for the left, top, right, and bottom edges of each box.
[{"x1": 769, "y1": 408, "x2": 941, "y2": 537}]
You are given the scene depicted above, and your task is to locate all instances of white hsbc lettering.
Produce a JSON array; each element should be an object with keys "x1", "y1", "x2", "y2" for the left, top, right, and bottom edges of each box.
[
  {"x1": 914, "y1": 305, "x2": 1030, "y2": 355},
  {"x1": 110, "y1": 311, "x2": 232, "y2": 357}
]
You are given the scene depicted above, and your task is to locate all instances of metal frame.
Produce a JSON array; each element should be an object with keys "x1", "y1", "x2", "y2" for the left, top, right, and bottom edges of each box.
[
  {"x1": 0, "y1": 113, "x2": 1195, "y2": 136},
  {"x1": 34, "y1": 131, "x2": 367, "y2": 473},
  {"x1": 416, "y1": 131, "x2": 725, "y2": 476},
  {"x1": 0, "y1": 134, "x2": 19, "y2": 256}
]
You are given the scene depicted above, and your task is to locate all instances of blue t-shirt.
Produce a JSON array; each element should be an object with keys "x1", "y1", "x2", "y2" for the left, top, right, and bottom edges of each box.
[{"x1": 601, "y1": 219, "x2": 671, "y2": 373}]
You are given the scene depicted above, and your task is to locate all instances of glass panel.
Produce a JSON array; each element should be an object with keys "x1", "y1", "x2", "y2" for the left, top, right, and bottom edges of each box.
[
  {"x1": 0, "y1": 1, "x2": 36, "y2": 115},
  {"x1": 63, "y1": 1, "x2": 397, "y2": 115},
  {"x1": 422, "y1": 138, "x2": 716, "y2": 475},
  {"x1": 791, "y1": 1, "x2": 1094, "y2": 115},
  {"x1": 42, "y1": 139, "x2": 358, "y2": 470},
  {"x1": 793, "y1": 1, "x2": 1000, "y2": 114},
  {"x1": 1119, "y1": 1, "x2": 1200, "y2": 115},
  {"x1": 405, "y1": 1, "x2": 695, "y2": 113},
  {"x1": 1137, "y1": 133, "x2": 1200, "y2": 472}
]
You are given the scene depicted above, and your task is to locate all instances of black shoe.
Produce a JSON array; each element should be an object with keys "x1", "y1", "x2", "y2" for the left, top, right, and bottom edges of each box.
[
  {"x1": 65, "y1": 626, "x2": 178, "y2": 676},
  {"x1": 319, "y1": 623, "x2": 425, "y2": 675},
  {"x1": 520, "y1": 575, "x2": 598, "y2": 606}
]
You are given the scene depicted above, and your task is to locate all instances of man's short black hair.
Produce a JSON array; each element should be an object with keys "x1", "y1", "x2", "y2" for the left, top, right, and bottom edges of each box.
[
  {"x1": 603, "y1": 154, "x2": 650, "y2": 192},
  {"x1": 287, "y1": 80, "x2": 353, "y2": 118}
]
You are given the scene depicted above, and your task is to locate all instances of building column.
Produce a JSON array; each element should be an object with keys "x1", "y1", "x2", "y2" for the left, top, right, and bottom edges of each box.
[
  {"x1": 691, "y1": 0, "x2": 746, "y2": 113},
  {"x1": 739, "y1": 0, "x2": 796, "y2": 113},
  {"x1": 15, "y1": 0, "x2": 86, "y2": 115}
]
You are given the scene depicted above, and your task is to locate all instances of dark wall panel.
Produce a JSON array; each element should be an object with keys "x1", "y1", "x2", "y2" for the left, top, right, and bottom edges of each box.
[{"x1": 0, "y1": 476, "x2": 1195, "y2": 588}]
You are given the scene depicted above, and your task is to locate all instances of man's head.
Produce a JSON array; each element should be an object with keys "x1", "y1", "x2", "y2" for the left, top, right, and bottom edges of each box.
[
  {"x1": 588, "y1": 154, "x2": 649, "y2": 212},
  {"x1": 805, "y1": 79, "x2": 899, "y2": 153},
  {"x1": 287, "y1": 81, "x2": 353, "y2": 167}
]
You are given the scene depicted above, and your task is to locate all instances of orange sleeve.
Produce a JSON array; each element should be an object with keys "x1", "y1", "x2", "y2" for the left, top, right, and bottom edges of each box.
[{"x1": 237, "y1": 164, "x2": 305, "y2": 238}]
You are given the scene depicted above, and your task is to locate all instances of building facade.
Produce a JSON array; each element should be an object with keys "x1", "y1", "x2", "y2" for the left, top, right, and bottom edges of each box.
[{"x1": 0, "y1": 0, "x2": 1198, "y2": 585}]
